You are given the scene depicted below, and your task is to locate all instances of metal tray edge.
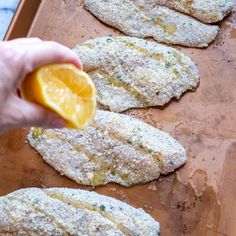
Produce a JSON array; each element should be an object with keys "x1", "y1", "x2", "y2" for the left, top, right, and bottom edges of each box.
[{"x1": 4, "y1": 0, "x2": 42, "y2": 40}]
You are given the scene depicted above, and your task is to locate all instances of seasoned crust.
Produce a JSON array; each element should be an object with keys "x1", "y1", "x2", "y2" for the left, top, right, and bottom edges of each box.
[
  {"x1": 84, "y1": 0, "x2": 219, "y2": 47},
  {"x1": 28, "y1": 110, "x2": 187, "y2": 187},
  {"x1": 155, "y1": 0, "x2": 233, "y2": 23},
  {"x1": 0, "y1": 188, "x2": 160, "y2": 235},
  {"x1": 73, "y1": 36, "x2": 199, "y2": 112}
]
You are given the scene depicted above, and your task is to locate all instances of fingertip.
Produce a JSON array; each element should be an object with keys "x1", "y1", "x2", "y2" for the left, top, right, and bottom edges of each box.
[
  {"x1": 66, "y1": 49, "x2": 83, "y2": 70},
  {"x1": 57, "y1": 43, "x2": 83, "y2": 69},
  {"x1": 28, "y1": 105, "x2": 67, "y2": 129},
  {"x1": 16, "y1": 99, "x2": 65, "y2": 129},
  {"x1": 32, "y1": 107, "x2": 66, "y2": 129},
  {"x1": 72, "y1": 57, "x2": 83, "y2": 70},
  {"x1": 49, "y1": 118, "x2": 66, "y2": 129}
]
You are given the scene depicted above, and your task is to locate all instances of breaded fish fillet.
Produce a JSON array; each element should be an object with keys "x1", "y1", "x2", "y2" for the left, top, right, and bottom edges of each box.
[
  {"x1": 0, "y1": 188, "x2": 160, "y2": 235},
  {"x1": 155, "y1": 0, "x2": 233, "y2": 23},
  {"x1": 28, "y1": 110, "x2": 187, "y2": 187},
  {"x1": 73, "y1": 36, "x2": 199, "y2": 112},
  {"x1": 84, "y1": 0, "x2": 219, "y2": 47}
]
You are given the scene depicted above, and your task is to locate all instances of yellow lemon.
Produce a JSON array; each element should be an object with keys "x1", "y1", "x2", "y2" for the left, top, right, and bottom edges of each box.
[{"x1": 20, "y1": 63, "x2": 96, "y2": 129}]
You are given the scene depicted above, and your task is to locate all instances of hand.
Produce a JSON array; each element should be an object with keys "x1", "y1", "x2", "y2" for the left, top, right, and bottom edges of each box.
[{"x1": 0, "y1": 38, "x2": 82, "y2": 133}]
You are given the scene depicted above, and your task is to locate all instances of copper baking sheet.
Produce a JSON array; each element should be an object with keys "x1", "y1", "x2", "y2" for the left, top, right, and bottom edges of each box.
[{"x1": 2, "y1": 0, "x2": 236, "y2": 235}]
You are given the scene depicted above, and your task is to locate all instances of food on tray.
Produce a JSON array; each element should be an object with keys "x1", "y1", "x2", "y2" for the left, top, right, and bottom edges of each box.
[
  {"x1": 154, "y1": 0, "x2": 233, "y2": 23},
  {"x1": 28, "y1": 110, "x2": 187, "y2": 187},
  {"x1": 73, "y1": 36, "x2": 199, "y2": 112},
  {"x1": 0, "y1": 188, "x2": 160, "y2": 235},
  {"x1": 20, "y1": 63, "x2": 96, "y2": 129},
  {"x1": 84, "y1": 0, "x2": 219, "y2": 47}
]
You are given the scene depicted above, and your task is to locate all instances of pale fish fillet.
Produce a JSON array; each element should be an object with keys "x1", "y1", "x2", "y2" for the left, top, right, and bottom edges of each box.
[
  {"x1": 154, "y1": 0, "x2": 233, "y2": 23},
  {"x1": 84, "y1": 0, "x2": 219, "y2": 47},
  {"x1": 28, "y1": 110, "x2": 187, "y2": 187},
  {"x1": 0, "y1": 188, "x2": 160, "y2": 236},
  {"x1": 73, "y1": 36, "x2": 199, "y2": 112}
]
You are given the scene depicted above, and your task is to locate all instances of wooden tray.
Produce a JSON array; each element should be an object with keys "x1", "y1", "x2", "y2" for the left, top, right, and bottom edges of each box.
[{"x1": 2, "y1": 0, "x2": 236, "y2": 235}]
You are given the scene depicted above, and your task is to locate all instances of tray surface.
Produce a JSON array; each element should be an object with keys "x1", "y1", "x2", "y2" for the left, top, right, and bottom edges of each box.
[{"x1": 1, "y1": 0, "x2": 236, "y2": 235}]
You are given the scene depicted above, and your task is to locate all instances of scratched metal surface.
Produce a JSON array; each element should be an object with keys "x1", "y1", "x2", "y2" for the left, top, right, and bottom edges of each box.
[{"x1": 0, "y1": 0, "x2": 236, "y2": 235}]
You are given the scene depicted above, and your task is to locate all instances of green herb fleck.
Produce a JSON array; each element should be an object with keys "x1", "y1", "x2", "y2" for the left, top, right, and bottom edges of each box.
[
  {"x1": 165, "y1": 62, "x2": 171, "y2": 68},
  {"x1": 111, "y1": 171, "x2": 116, "y2": 176},
  {"x1": 106, "y1": 37, "x2": 113, "y2": 42},
  {"x1": 100, "y1": 204, "x2": 106, "y2": 211},
  {"x1": 32, "y1": 199, "x2": 39, "y2": 205},
  {"x1": 117, "y1": 74, "x2": 122, "y2": 79},
  {"x1": 127, "y1": 140, "x2": 133, "y2": 144},
  {"x1": 139, "y1": 143, "x2": 144, "y2": 148},
  {"x1": 107, "y1": 143, "x2": 115, "y2": 149},
  {"x1": 156, "y1": 91, "x2": 160, "y2": 96},
  {"x1": 169, "y1": 160, "x2": 174, "y2": 165},
  {"x1": 148, "y1": 149, "x2": 153, "y2": 154}
]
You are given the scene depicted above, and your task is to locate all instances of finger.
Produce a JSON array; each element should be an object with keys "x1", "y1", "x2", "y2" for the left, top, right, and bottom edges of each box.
[
  {"x1": 6, "y1": 37, "x2": 42, "y2": 45},
  {"x1": 11, "y1": 97, "x2": 66, "y2": 129},
  {"x1": 21, "y1": 41, "x2": 82, "y2": 77}
]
